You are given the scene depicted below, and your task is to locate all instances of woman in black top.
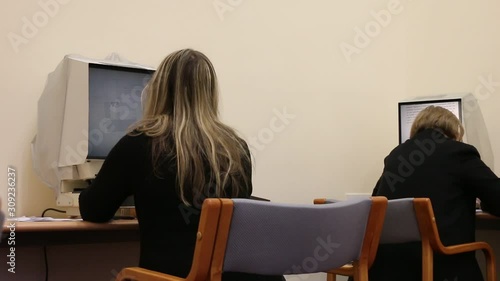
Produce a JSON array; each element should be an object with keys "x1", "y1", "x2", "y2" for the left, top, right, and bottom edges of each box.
[
  {"x1": 369, "y1": 106, "x2": 500, "y2": 281},
  {"x1": 79, "y1": 49, "x2": 283, "y2": 281}
]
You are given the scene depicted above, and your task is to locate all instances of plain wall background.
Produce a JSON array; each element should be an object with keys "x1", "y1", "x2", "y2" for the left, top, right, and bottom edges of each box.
[
  {"x1": 1, "y1": 0, "x2": 500, "y2": 280},
  {"x1": 1, "y1": 0, "x2": 499, "y2": 215}
]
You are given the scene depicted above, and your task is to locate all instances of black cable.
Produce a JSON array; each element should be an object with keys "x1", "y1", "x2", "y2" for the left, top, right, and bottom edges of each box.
[
  {"x1": 41, "y1": 208, "x2": 66, "y2": 218},
  {"x1": 41, "y1": 208, "x2": 66, "y2": 281}
]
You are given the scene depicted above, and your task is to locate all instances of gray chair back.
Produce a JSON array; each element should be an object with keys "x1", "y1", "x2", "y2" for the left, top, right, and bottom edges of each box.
[
  {"x1": 379, "y1": 198, "x2": 421, "y2": 244},
  {"x1": 323, "y1": 197, "x2": 421, "y2": 244},
  {"x1": 222, "y1": 198, "x2": 373, "y2": 275}
]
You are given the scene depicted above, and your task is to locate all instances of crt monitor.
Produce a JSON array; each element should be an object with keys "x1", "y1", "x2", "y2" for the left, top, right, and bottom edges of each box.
[
  {"x1": 398, "y1": 94, "x2": 494, "y2": 170},
  {"x1": 32, "y1": 54, "x2": 155, "y2": 215},
  {"x1": 88, "y1": 63, "x2": 153, "y2": 159}
]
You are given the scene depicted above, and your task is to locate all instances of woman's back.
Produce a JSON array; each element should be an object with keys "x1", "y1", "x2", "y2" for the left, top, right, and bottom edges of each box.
[
  {"x1": 127, "y1": 133, "x2": 251, "y2": 277},
  {"x1": 370, "y1": 128, "x2": 500, "y2": 280},
  {"x1": 79, "y1": 49, "x2": 284, "y2": 281},
  {"x1": 79, "y1": 130, "x2": 286, "y2": 280},
  {"x1": 375, "y1": 129, "x2": 477, "y2": 245}
]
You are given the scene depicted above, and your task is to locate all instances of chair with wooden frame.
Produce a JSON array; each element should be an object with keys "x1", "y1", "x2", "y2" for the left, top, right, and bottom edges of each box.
[
  {"x1": 116, "y1": 197, "x2": 387, "y2": 281},
  {"x1": 115, "y1": 199, "x2": 223, "y2": 281},
  {"x1": 313, "y1": 197, "x2": 387, "y2": 281},
  {"x1": 414, "y1": 198, "x2": 496, "y2": 281},
  {"x1": 314, "y1": 197, "x2": 497, "y2": 281},
  {"x1": 210, "y1": 197, "x2": 387, "y2": 281}
]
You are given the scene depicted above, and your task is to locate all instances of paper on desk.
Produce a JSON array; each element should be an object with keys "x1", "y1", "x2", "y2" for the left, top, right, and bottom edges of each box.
[{"x1": 7, "y1": 216, "x2": 82, "y2": 222}]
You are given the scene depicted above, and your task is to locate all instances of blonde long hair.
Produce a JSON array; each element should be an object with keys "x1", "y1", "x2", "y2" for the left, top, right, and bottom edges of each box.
[
  {"x1": 131, "y1": 49, "x2": 251, "y2": 205},
  {"x1": 410, "y1": 105, "x2": 464, "y2": 141}
]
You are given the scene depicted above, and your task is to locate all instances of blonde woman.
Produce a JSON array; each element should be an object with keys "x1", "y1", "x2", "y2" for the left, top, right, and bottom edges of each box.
[
  {"x1": 79, "y1": 49, "x2": 284, "y2": 281},
  {"x1": 369, "y1": 106, "x2": 500, "y2": 281}
]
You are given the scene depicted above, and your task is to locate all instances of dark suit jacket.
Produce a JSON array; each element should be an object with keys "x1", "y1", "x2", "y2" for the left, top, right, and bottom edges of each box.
[{"x1": 369, "y1": 128, "x2": 500, "y2": 281}]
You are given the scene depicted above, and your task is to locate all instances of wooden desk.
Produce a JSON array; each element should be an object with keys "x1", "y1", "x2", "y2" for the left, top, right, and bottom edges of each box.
[
  {"x1": 0, "y1": 214, "x2": 498, "y2": 280},
  {"x1": 1, "y1": 212, "x2": 497, "y2": 246},
  {"x1": 1, "y1": 220, "x2": 139, "y2": 247},
  {"x1": 0, "y1": 212, "x2": 497, "y2": 248},
  {"x1": 476, "y1": 211, "x2": 500, "y2": 230},
  {"x1": 0, "y1": 220, "x2": 140, "y2": 281}
]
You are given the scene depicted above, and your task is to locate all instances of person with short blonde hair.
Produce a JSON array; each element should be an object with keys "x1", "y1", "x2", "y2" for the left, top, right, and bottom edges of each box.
[
  {"x1": 410, "y1": 105, "x2": 464, "y2": 141},
  {"x1": 369, "y1": 106, "x2": 500, "y2": 281}
]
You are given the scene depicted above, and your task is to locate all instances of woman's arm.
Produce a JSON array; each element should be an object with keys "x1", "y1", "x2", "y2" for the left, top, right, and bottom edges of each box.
[
  {"x1": 459, "y1": 145, "x2": 500, "y2": 216},
  {"x1": 78, "y1": 135, "x2": 147, "y2": 222}
]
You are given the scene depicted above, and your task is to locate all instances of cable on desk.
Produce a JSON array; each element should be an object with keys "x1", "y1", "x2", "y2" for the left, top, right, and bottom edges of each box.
[
  {"x1": 41, "y1": 208, "x2": 66, "y2": 217},
  {"x1": 41, "y1": 208, "x2": 66, "y2": 281}
]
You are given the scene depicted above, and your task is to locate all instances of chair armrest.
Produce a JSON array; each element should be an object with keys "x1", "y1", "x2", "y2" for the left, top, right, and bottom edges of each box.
[
  {"x1": 439, "y1": 242, "x2": 493, "y2": 256},
  {"x1": 116, "y1": 267, "x2": 185, "y2": 281},
  {"x1": 440, "y1": 242, "x2": 496, "y2": 281},
  {"x1": 327, "y1": 264, "x2": 354, "y2": 276}
]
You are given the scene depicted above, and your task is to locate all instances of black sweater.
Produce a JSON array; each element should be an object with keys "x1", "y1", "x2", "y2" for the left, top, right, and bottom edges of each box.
[
  {"x1": 79, "y1": 133, "x2": 283, "y2": 281},
  {"x1": 369, "y1": 128, "x2": 500, "y2": 281}
]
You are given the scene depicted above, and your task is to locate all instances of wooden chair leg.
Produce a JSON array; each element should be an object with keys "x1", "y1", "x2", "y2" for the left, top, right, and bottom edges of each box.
[
  {"x1": 327, "y1": 272, "x2": 336, "y2": 281},
  {"x1": 350, "y1": 261, "x2": 368, "y2": 281},
  {"x1": 358, "y1": 263, "x2": 369, "y2": 281},
  {"x1": 481, "y1": 246, "x2": 497, "y2": 281},
  {"x1": 421, "y1": 240, "x2": 433, "y2": 281}
]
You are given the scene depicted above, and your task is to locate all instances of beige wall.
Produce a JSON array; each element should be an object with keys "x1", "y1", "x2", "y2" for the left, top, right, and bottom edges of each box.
[{"x1": 0, "y1": 0, "x2": 499, "y2": 267}]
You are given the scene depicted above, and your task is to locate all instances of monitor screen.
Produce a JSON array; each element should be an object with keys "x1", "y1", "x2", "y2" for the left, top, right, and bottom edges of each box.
[
  {"x1": 398, "y1": 98, "x2": 462, "y2": 143},
  {"x1": 88, "y1": 64, "x2": 154, "y2": 159}
]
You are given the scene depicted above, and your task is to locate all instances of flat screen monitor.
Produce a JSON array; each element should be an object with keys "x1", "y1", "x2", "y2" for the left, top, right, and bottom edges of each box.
[
  {"x1": 88, "y1": 64, "x2": 154, "y2": 159},
  {"x1": 398, "y1": 98, "x2": 462, "y2": 143}
]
